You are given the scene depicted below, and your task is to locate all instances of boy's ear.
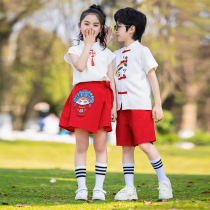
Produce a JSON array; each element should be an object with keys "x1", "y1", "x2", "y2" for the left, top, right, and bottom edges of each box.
[{"x1": 129, "y1": 25, "x2": 136, "y2": 34}]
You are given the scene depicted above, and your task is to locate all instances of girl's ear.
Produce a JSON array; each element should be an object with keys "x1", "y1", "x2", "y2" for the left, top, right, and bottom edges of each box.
[
  {"x1": 78, "y1": 22, "x2": 81, "y2": 30},
  {"x1": 100, "y1": 25, "x2": 103, "y2": 32}
]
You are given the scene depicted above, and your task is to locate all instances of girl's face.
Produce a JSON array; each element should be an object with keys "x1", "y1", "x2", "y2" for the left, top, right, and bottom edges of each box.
[{"x1": 79, "y1": 14, "x2": 102, "y2": 38}]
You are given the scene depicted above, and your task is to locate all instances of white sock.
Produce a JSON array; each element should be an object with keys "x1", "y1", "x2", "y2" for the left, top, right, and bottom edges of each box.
[
  {"x1": 75, "y1": 166, "x2": 86, "y2": 189},
  {"x1": 94, "y1": 162, "x2": 107, "y2": 190},
  {"x1": 123, "y1": 163, "x2": 134, "y2": 188},
  {"x1": 149, "y1": 156, "x2": 169, "y2": 182}
]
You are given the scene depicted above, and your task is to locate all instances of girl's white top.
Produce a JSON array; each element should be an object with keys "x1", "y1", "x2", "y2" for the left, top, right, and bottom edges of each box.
[{"x1": 64, "y1": 39, "x2": 116, "y2": 86}]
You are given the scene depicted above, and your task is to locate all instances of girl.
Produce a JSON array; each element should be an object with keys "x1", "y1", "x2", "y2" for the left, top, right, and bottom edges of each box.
[{"x1": 59, "y1": 4, "x2": 117, "y2": 201}]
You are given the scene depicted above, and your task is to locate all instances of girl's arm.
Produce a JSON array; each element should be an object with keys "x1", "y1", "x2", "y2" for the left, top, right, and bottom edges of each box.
[
  {"x1": 105, "y1": 26, "x2": 115, "y2": 45},
  {"x1": 69, "y1": 28, "x2": 96, "y2": 72},
  {"x1": 147, "y1": 68, "x2": 163, "y2": 123},
  {"x1": 107, "y1": 61, "x2": 117, "y2": 122}
]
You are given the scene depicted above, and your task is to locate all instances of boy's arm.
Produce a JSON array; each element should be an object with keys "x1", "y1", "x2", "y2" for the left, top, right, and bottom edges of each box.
[
  {"x1": 147, "y1": 68, "x2": 163, "y2": 123},
  {"x1": 107, "y1": 60, "x2": 117, "y2": 122}
]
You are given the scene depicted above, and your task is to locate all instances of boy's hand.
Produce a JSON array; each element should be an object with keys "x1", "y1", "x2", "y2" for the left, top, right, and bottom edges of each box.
[
  {"x1": 111, "y1": 105, "x2": 117, "y2": 122},
  {"x1": 83, "y1": 28, "x2": 97, "y2": 47},
  {"x1": 152, "y1": 105, "x2": 163, "y2": 123},
  {"x1": 105, "y1": 26, "x2": 115, "y2": 45}
]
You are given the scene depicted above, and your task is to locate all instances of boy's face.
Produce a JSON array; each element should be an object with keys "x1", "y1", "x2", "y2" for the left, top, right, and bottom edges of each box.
[{"x1": 115, "y1": 22, "x2": 132, "y2": 42}]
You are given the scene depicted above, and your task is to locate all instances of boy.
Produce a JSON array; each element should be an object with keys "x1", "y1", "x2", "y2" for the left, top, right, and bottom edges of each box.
[{"x1": 107, "y1": 8, "x2": 173, "y2": 200}]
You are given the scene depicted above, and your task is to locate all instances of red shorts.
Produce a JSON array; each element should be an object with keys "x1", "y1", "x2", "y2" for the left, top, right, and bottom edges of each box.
[
  {"x1": 59, "y1": 81, "x2": 114, "y2": 134},
  {"x1": 116, "y1": 107, "x2": 156, "y2": 146}
]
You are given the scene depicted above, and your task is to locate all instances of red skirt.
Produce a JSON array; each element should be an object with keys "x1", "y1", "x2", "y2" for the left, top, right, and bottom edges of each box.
[{"x1": 59, "y1": 81, "x2": 114, "y2": 134}]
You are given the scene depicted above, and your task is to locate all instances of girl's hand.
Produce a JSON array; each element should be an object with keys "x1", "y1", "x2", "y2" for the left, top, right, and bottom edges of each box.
[
  {"x1": 83, "y1": 28, "x2": 97, "y2": 47},
  {"x1": 111, "y1": 105, "x2": 117, "y2": 122},
  {"x1": 152, "y1": 105, "x2": 163, "y2": 123},
  {"x1": 105, "y1": 26, "x2": 115, "y2": 45}
]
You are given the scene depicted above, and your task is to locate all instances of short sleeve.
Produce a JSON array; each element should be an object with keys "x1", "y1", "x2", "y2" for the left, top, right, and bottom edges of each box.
[
  {"x1": 107, "y1": 49, "x2": 116, "y2": 65},
  {"x1": 142, "y1": 47, "x2": 158, "y2": 74},
  {"x1": 64, "y1": 46, "x2": 79, "y2": 65}
]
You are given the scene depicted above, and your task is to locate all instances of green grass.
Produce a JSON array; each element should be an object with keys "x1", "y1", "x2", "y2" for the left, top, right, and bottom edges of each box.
[{"x1": 0, "y1": 140, "x2": 210, "y2": 209}]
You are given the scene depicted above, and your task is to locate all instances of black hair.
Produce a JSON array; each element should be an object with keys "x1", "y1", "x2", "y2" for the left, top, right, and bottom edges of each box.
[
  {"x1": 77, "y1": 4, "x2": 107, "y2": 49},
  {"x1": 114, "y1": 7, "x2": 147, "y2": 42}
]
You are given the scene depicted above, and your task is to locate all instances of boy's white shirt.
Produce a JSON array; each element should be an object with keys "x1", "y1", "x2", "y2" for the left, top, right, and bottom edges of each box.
[
  {"x1": 113, "y1": 40, "x2": 158, "y2": 111},
  {"x1": 64, "y1": 39, "x2": 116, "y2": 86}
]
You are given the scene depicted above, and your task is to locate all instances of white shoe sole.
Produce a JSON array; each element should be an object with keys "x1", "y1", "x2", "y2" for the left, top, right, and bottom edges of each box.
[
  {"x1": 115, "y1": 194, "x2": 138, "y2": 201},
  {"x1": 92, "y1": 196, "x2": 105, "y2": 200},
  {"x1": 75, "y1": 197, "x2": 88, "y2": 200},
  {"x1": 159, "y1": 193, "x2": 173, "y2": 199}
]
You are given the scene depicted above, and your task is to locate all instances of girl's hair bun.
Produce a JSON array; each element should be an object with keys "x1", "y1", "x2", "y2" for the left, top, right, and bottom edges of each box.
[
  {"x1": 90, "y1": 4, "x2": 100, "y2": 10},
  {"x1": 89, "y1": 4, "x2": 105, "y2": 17}
]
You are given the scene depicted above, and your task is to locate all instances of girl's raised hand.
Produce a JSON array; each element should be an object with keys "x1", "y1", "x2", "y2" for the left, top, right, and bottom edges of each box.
[
  {"x1": 83, "y1": 28, "x2": 97, "y2": 47},
  {"x1": 105, "y1": 26, "x2": 115, "y2": 45}
]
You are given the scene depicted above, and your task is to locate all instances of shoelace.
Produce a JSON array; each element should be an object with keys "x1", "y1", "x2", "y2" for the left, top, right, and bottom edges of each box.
[
  {"x1": 93, "y1": 188, "x2": 106, "y2": 195},
  {"x1": 76, "y1": 188, "x2": 87, "y2": 194},
  {"x1": 119, "y1": 187, "x2": 135, "y2": 196},
  {"x1": 158, "y1": 182, "x2": 171, "y2": 191}
]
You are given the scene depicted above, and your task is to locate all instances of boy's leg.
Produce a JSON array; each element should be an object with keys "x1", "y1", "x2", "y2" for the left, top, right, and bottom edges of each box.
[
  {"x1": 92, "y1": 128, "x2": 107, "y2": 200},
  {"x1": 114, "y1": 109, "x2": 138, "y2": 200},
  {"x1": 74, "y1": 128, "x2": 89, "y2": 200},
  {"x1": 122, "y1": 146, "x2": 135, "y2": 188},
  {"x1": 138, "y1": 143, "x2": 173, "y2": 199},
  {"x1": 138, "y1": 143, "x2": 169, "y2": 182},
  {"x1": 114, "y1": 145, "x2": 138, "y2": 200}
]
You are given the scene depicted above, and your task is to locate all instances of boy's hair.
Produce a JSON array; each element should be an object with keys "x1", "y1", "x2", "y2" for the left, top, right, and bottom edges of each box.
[{"x1": 114, "y1": 7, "x2": 147, "y2": 42}]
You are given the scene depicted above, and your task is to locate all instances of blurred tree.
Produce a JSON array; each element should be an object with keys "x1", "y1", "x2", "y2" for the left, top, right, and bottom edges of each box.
[
  {"x1": 0, "y1": 0, "x2": 43, "y2": 113},
  {"x1": 136, "y1": 0, "x2": 210, "y2": 131},
  {"x1": 11, "y1": 25, "x2": 71, "y2": 129}
]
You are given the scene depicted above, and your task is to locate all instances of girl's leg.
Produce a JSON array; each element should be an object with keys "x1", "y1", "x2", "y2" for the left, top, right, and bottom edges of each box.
[
  {"x1": 93, "y1": 128, "x2": 107, "y2": 190},
  {"x1": 74, "y1": 128, "x2": 89, "y2": 189},
  {"x1": 122, "y1": 146, "x2": 135, "y2": 188},
  {"x1": 138, "y1": 143, "x2": 169, "y2": 182}
]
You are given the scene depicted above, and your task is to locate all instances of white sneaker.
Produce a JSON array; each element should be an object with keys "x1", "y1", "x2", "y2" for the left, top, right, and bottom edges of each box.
[
  {"x1": 114, "y1": 186, "x2": 138, "y2": 201},
  {"x1": 75, "y1": 188, "x2": 88, "y2": 200},
  {"x1": 158, "y1": 181, "x2": 173, "y2": 199},
  {"x1": 92, "y1": 188, "x2": 106, "y2": 200}
]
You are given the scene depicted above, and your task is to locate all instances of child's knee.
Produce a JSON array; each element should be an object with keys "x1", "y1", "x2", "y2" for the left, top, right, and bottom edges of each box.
[
  {"x1": 122, "y1": 146, "x2": 135, "y2": 154},
  {"x1": 138, "y1": 143, "x2": 152, "y2": 154},
  {"x1": 94, "y1": 143, "x2": 106, "y2": 154},
  {"x1": 76, "y1": 144, "x2": 89, "y2": 154}
]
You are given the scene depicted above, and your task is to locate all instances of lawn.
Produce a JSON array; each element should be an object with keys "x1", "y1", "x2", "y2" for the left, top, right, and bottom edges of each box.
[{"x1": 0, "y1": 139, "x2": 210, "y2": 209}]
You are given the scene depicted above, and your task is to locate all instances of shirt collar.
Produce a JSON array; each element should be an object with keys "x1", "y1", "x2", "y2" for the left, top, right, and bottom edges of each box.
[{"x1": 124, "y1": 40, "x2": 140, "y2": 50}]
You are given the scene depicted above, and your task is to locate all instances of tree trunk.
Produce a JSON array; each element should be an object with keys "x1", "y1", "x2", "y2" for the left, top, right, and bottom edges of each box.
[
  {"x1": 21, "y1": 83, "x2": 41, "y2": 130},
  {"x1": 181, "y1": 99, "x2": 197, "y2": 131},
  {"x1": 204, "y1": 98, "x2": 210, "y2": 131}
]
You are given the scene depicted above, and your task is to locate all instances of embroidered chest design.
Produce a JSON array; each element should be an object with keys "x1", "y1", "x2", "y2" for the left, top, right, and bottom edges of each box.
[
  {"x1": 115, "y1": 49, "x2": 130, "y2": 80},
  {"x1": 89, "y1": 50, "x2": 96, "y2": 66},
  {"x1": 74, "y1": 90, "x2": 94, "y2": 116}
]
